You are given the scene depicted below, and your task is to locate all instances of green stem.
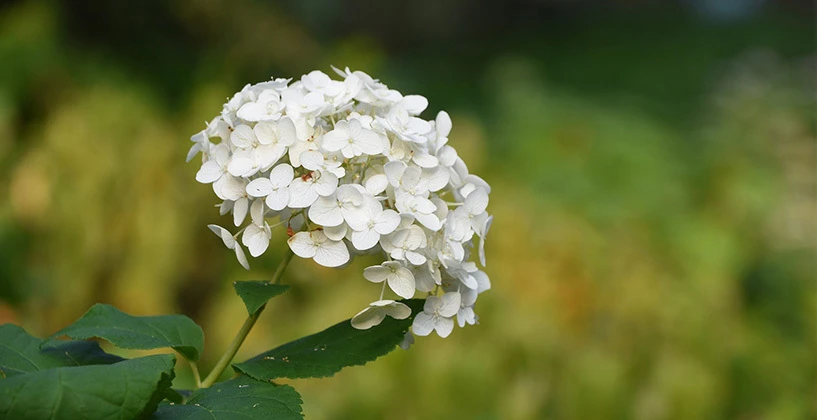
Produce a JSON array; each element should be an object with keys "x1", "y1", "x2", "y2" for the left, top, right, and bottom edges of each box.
[
  {"x1": 200, "y1": 250, "x2": 295, "y2": 388},
  {"x1": 189, "y1": 360, "x2": 202, "y2": 388}
]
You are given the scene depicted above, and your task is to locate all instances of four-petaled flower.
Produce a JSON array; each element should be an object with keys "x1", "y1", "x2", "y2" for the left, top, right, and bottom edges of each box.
[
  {"x1": 412, "y1": 292, "x2": 461, "y2": 338},
  {"x1": 287, "y1": 230, "x2": 349, "y2": 268},
  {"x1": 246, "y1": 163, "x2": 295, "y2": 211},
  {"x1": 363, "y1": 261, "x2": 416, "y2": 299},
  {"x1": 322, "y1": 119, "x2": 383, "y2": 158},
  {"x1": 350, "y1": 300, "x2": 411, "y2": 330}
]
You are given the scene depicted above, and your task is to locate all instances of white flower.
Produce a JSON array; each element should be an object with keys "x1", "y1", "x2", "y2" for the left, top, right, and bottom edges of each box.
[
  {"x1": 287, "y1": 128, "x2": 319, "y2": 167},
  {"x1": 188, "y1": 129, "x2": 212, "y2": 163},
  {"x1": 395, "y1": 195, "x2": 440, "y2": 231},
  {"x1": 321, "y1": 119, "x2": 383, "y2": 158},
  {"x1": 227, "y1": 119, "x2": 296, "y2": 177},
  {"x1": 446, "y1": 260, "x2": 479, "y2": 290},
  {"x1": 242, "y1": 200, "x2": 271, "y2": 257},
  {"x1": 385, "y1": 226, "x2": 428, "y2": 265},
  {"x1": 350, "y1": 300, "x2": 411, "y2": 330},
  {"x1": 398, "y1": 330, "x2": 415, "y2": 350},
  {"x1": 213, "y1": 174, "x2": 247, "y2": 202},
  {"x1": 399, "y1": 95, "x2": 428, "y2": 115},
  {"x1": 207, "y1": 224, "x2": 250, "y2": 270},
  {"x1": 237, "y1": 89, "x2": 283, "y2": 122},
  {"x1": 477, "y1": 215, "x2": 493, "y2": 266},
  {"x1": 287, "y1": 230, "x2": 349, "y2": 267},
  {"x1": 377, "y1": 106, "x2": 432, "y2": 143},
  {"x1": 363, "y1": 170, "x2": 389, "y2": 196},
  {"x1": 301, "y1": 70, "x2": 345, "y2": 98},
  {"x1": 195, "y1": 143, "x2": 230, "y2": 185},
  {"x1": 246, "y1": 163, "x2": 294, "y2": 211},
  {"x1": 287, "y1": 170, "x2": 338, "y2": 208},
  {"x1": 456, "y1": 288, "x2": 478, "y2": 328},
  {"x1": 282, "y1": 88, "x2": 326, "y2": 117},
  {"x1": 347, "y1": 199, "x2": 400, "y2": 251},
  {"x1": 232, "y1": 194, "x2": 250, "y2": 227},
  {"x1": 323, "y1": 222, "x2": 347, "y2": 241},
  {"x1": 412, "y1": 261, "x2": 441, "y2": 293},
  {"x1": 363, "y1": 261, "x2": 415, "y2": 299},
  {"x1": 307, "y1": 185, "x2": 364, "y2": 227},
  {"x1": 189, "y1": 68, "x2": 493, "y2": 340},
  {"x1": 412, "y1": 292, "x2": 461, "y2": 338},
  {"x1": 222, "y1": 83, "x2": 254, "y2": 126},
  {"x1": 447, "y1": 188, "x2": 489, "y2": 241},
  {"x1": 431, "y1": 111, "x2": 451, "y2": 153},
  {"x1": 300, "y1": 150, "x2": 345, "y2": 178},
  {"x1": 474, "y1": 270, "x2": 491, "y2": 293}
]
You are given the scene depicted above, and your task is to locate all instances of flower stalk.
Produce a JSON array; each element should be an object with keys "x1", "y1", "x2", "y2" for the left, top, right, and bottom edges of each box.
[{"x1": 200, "y1": 250, "x2": 294, "y2": 388}]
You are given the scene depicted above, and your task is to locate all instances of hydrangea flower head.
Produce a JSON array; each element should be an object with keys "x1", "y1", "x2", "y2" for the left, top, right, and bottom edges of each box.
[{"x1": 189, "y1": 68, "x2": 493, "y2": 338}]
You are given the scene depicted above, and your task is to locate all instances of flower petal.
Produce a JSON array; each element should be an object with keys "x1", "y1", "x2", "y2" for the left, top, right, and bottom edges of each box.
[
  {"x1": 287, "y1": 231, "x2": 317, "y2": 258},
  {"x1": 314, "y1": 171, "x2": 338, "y2": 196},
  {"x1": 299, "y1": 150, "x2": 325, "y2": 171},
  {"x1": 363, "y1": 265, "x2": 390, "y2": 283},
  {"x1": 208, "y1": 224, "x2": 235, "y2": 249},
  {"x1": 227, "y1": 157, "x2": 254, "y2": 177},
  {"x1": 269, "y1": 163, "x2": 295, "y2": 187},
  {"x1": 433, "y1": 316, "x2": 454, "y2": 338},
  {"x1": 412, "y1": 313, "x2": 434, "y2": 337},
  {"x1": 230, "y1": 125, "x2": 255, "y2": 148},
  {"x1": 438, "y1": 292, "x2": 461, "y2": 317},
  {"x1": 365, "y1": 174, "x2": 389, "y2": 196},
  {"x1": 253, "y1": 121, "x2": 278, "y2": 145},
  {"x1": 246, "y1": 178, "x2": 273, "y2": 197},
  {"x1": 308, "y1": 195, "x2": 344, "y2": 227},
  {"x1": 213, "y1": 175, "x2": 245, "y2": 201},
  {"x1": 242, "y1": 223, "x2": 270, "y2": 257},
  {"x1": 350, "y1": 306, "x2": 387, "y2": 330},
  {"x1": 266, "y1": 188, "x2": 289, "y2": 211},
  {"x1": 474, "y1": 270, "x2": 491, "y2": 294},
  {"x1": 355, "y1": 129, "x2": 383, "y2": 155},
  {"x1": 387, "y1": 266, "x2": 415, "y2": 299},
  {"x1": 312, "y1": 236, "x2": 350, "y2": 267},
  {"x1": 250, "y1": 199, "x2": 265, "y2": 226},
  {"x1": 196, "y1": 161, "x2": 223, "y2": 184},
  {"x1": 401, "y1": 95, "x2": 428, "y2": 115},
  {"x1": 384, "y1": 161, "x2": 406, "y2": 187},
  {"x1": 276, "y1": 117, "x2": 297, "y2": 146},
  {"x1": 384, "y1": 301, "x2": 411, "y2": 320},
  {"x1": 465, "y1": 188, "x2": 489, "y2": 215},
  {"x1": 436, "y1": 111, "x2": 452, "y2": 138},
  {"x1": 321, "y1": 125, "x2": 349, "y2": 152},
  {"x1": 374, "y1": 210, "x2": 400, "y2": 235},
  {"x1": 323, "y1": 223, "x2": 347, "y2": 241},
  {"x1": 233, "y1": 197, "x2": 249, "y2": 226},
  {"x1": 233, "y1": 242, "x2": 250, "y2": 270},
  {"x1": 351, "y1": 228, "x2": 380, "y2": 251},
  {"x1": 287, "y1": 178, "x2": 319, "y2": 208}
]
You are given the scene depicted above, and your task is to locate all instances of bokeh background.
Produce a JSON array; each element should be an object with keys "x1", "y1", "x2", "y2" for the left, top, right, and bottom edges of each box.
[{"x1": 1, "y1": 0, "x2": 815, "y2": 418}]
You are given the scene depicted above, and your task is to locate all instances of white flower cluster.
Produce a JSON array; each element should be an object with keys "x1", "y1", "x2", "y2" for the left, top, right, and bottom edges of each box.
[{"x1": 188, "y1": 68, "x2": 492, "y2": 338}]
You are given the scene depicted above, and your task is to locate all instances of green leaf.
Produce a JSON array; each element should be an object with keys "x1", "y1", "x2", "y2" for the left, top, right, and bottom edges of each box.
[
  {"x1": 0, "y1": 354, "x2": 176, "y2": 420},
  {"x1": 48, "y1": 304, "x2": 205, "y2": 361},
  {"x1": 234, "y1": 299, "x2": 424, "y2": 380},
  {"x1": 152, "y1": 375, "x2": 303, "y2": 420},
  {"x1": 161, "y1": 388, "x2": 185, "y2": 404},
  {"x1": 233, "y1": 281, "x2": 290, "y2": 315},
  {"x1": 0, "y1": 324, "x2": 122, "y2": 378}
]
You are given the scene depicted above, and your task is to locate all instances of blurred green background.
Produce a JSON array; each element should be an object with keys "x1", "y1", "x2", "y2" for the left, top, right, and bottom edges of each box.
[{"x1": 0, "y1": 0, "x2": 815, "y2": 419}]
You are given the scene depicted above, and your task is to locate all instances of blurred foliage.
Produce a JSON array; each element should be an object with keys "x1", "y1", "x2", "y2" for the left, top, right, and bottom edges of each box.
[{"x1": 0, "y1": 1, "x2": 814, "y2": 419}]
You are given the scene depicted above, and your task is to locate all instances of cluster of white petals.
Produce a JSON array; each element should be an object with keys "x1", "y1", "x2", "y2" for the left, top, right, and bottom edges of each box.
[{"x1": 189, "y1": 68, "x2": 492, "y2": 338}]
